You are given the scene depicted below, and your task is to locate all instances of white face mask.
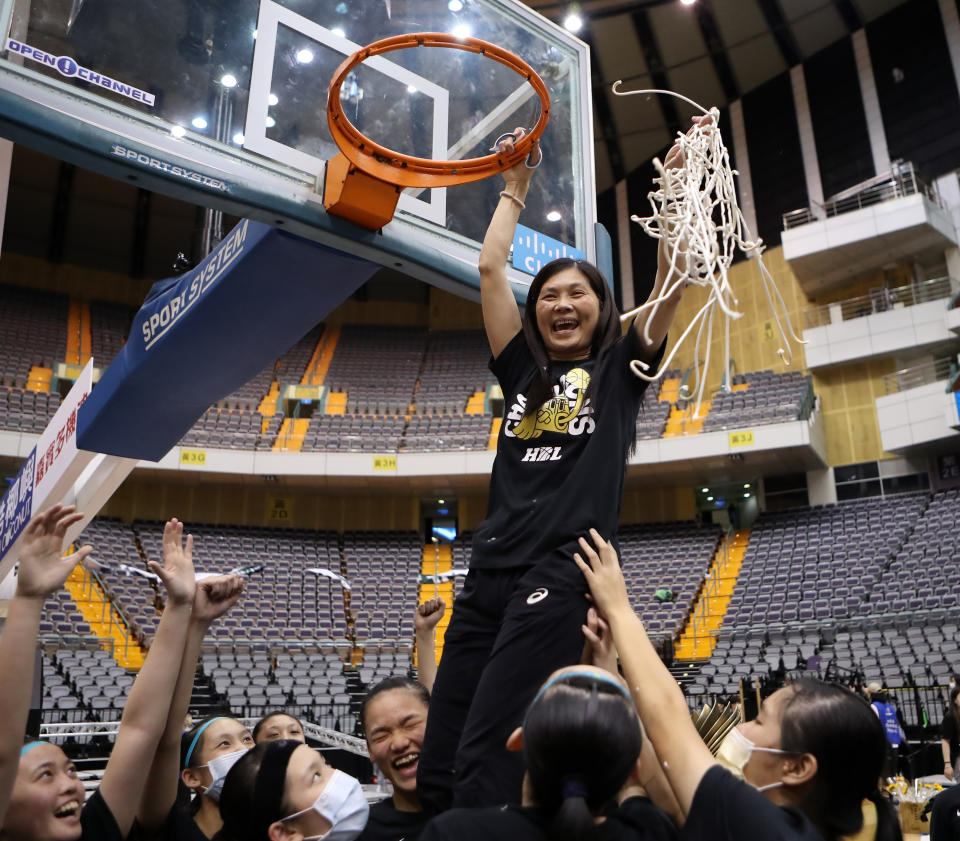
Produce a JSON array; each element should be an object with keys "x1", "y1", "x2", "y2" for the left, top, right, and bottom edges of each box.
[
  {"x1": 716, "y1": 726, "x2": 793, "y2": 792},
  {"x1": 200, "y1": 748, "x2": 248, "y2": 802},
  {"x1": 282, "y1": 769, "x2": 369, "y2": 841}
]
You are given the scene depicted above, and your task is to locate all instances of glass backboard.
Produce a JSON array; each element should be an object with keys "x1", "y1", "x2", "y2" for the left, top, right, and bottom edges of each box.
[{"x1": 0, "y1": 0, "x2": 596, "y2": 300}]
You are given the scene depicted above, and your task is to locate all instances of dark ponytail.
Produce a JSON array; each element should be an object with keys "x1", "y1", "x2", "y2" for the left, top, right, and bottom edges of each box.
[
  {"x1": 779, "y1": 679, "x2": 902, "y2": 841},
  {"x1": 866, "y1": 788, "x2": 902, "y2": 841},
  {"x1": 522, "y1": 672, "x2": 642, "y2": 841}
]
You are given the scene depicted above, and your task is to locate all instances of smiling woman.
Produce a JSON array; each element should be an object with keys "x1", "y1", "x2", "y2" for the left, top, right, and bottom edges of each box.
[
  {"x1": 416, "y1": 125, "x2": 692, "y2": 812},
  {"x1": 358, "y1": 678, "x2": 432, "y2": 841}
]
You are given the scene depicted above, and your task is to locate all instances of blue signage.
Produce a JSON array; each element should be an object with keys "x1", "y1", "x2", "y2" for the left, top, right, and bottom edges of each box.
[
  {"x1": 0, "y1": 449, "x2": 36, "y2": 561},
  {"x1": 511, "y1": 224, "x2": 585, "y2": 276},
  {"x1": 77, "y1": 220, "x2": 380, "y2": 461}
]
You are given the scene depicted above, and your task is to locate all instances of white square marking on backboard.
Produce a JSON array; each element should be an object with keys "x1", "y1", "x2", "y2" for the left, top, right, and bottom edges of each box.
[{"x1": 245, "y1": 0, "x2": 450, "y2": 226}]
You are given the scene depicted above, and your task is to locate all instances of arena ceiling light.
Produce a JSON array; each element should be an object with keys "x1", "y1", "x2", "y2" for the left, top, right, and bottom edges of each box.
[
  {"x1": 563, "y1": 12, "x2": 583, "y2": 32},
  {"x1": 546, "y1": 210, "x2": 562, "y2": 221},
  {"x1": 220, "y1": 73, "x2": 238, "y2": 88},
  {"x1": 448, "y1": 0, "x2": 464, "y2": 10}
]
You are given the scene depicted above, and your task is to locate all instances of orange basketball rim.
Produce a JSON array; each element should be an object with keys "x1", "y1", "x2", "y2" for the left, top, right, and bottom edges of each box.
[{"x1": 324, "y1": 32, "x2": 551, "y2": 230}]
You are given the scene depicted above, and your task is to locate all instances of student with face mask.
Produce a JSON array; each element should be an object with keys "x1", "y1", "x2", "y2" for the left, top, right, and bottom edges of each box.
[
  {"x1": 574, "y1": 529, "x2": 902, "y2": 841},
  {"x1": 215, "y1": 740, "x2": 369, "y2": 841},
  {"x1": 133, "y1": 523, "x2": 246, "y2": 841}
]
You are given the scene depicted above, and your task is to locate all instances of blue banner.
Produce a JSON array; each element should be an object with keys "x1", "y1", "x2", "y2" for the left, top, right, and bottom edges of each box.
[
  {"x1": 77, "y1": 220, "x2": 379, "y2": 461},
  {"x1": 0, "y1": 449, "x2": 36, "y2": 560},
  {"x1": 511, "y1": 224, "x2": 585, "y2": 276}
]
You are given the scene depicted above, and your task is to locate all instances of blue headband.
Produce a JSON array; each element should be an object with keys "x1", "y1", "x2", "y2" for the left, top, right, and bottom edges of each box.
[
  {"x1": 184, "y1": 717, "x2": 225, "y2": 768},
  {"x1": 21, "y1": 741, "x2": 49, "y2": 756},
  {"x1": 524, "y1": 669, "x2": 633, "y2": 728}
]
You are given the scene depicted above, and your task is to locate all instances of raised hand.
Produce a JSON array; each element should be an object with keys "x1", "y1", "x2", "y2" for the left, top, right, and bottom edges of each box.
[
  {"x1": 414, "y1": 596, "x2": 446, "y2": 634},
  {"x1": 15, "y1": 505, "x2": 93, "y2": 600},
  {"x1": 149, "y1": 519, "x2": 196, "y2": 608},
  {"x1": 581, "y1": 606, "x2": 618, "y2": 675},
  {"x1": 192, "y1": 574, "x2": 244, "y2": 626},
  {"x1": 573, "y1": 528, "x2": 633, "y2": 621},
  {"x1": 498, "y1": 126, "x2": 541, "y2": 192}
]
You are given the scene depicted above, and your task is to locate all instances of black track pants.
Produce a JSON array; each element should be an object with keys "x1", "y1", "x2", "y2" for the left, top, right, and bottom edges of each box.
[{"x1": 416, "y1": 561, "x2": 589, "y2": 812}]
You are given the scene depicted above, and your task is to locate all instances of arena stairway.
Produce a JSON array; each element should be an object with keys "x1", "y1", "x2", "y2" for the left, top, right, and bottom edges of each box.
[
  {"x1": 64, "y1": 566, "x2": 145, "y2": 669},
  {"x1": 189, "y1": 669, "x2": 224, "y2": 719},
  {"x1": 303, "y1": 325, "x2": 341, "y2": 386},
  {"x1": 675, "y1": 529, "x2": 750, "y2": 661},
  {"x1": 65, "y1": 299, "x2": 92, "y2": 365},
  {"x1": 418, "y1": 542, "x2": 453, "y2": 665}
]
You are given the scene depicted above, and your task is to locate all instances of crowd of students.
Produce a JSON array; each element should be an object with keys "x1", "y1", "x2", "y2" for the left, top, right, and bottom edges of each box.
[{"x1": 4, "y1": 506, "x2": 957, "y2": 841}]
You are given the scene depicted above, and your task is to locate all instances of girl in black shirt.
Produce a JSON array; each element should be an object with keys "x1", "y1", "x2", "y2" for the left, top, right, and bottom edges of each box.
[
  {"x1": 575, "y1": 530, "x2": 901, "y2": 841},
  {"x1": 418, "y1": 122, "x2": 697, "y2": 812},
  {"x1": 420, "y1": 666, "x2": 677, "y2": 841},
  {"x1": 0, "y1": 511, "x2": 210, "y2": 841},
  {"x1": 215, "y1": 740, "x2": 368, "y2": 841}
]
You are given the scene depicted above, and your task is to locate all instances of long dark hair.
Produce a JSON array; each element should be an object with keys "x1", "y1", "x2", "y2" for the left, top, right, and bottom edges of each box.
[
  {"x1": 215, "y1": 740, "x2": 300, "y2": 841},
  {"x1": 521, "y1": 259, "x2": 621, "y2": 421},
  {"x1": 522, "y1": 672, "x2": 642, "y2": 841},
  {"x1": 779, "y1": 679, "x2": 901, "y2": 841},
  {"x1": 949, "y1": 685, "x2": 960, "y2": 720}
]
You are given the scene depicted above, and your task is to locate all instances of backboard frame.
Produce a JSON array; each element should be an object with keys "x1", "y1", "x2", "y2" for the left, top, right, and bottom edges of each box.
[{"x1": 0, "y1": 0, "x2": 598, "y2": 304}]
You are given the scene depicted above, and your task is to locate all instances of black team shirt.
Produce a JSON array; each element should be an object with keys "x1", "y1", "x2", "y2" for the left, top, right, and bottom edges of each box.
[{"x1": 471, "y1": 326, "x2": 661, "y2": 570}]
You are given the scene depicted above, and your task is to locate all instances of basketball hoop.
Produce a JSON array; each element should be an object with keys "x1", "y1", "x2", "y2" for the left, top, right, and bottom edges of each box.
[{"x1": 324, "y1": 32, "x2": 550, "y2": 230}]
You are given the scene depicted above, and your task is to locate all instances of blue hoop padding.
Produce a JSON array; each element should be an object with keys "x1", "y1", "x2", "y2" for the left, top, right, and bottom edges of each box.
[{"x1": 77, "y1": 220, "x2": 379, "y2": 461}]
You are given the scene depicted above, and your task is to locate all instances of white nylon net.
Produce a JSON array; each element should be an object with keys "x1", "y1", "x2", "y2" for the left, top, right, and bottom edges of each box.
[{"x1": 613, "y1": 86, "x2": 805, "y2": 417}]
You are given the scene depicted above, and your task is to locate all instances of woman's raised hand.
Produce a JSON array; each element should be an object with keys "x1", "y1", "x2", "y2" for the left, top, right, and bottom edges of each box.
[
  {"x1": 574, "y1": 528, "x2": 633, "y2": 621},
  {"x1": 15, "y1": 505, "x2": 92, "y2": 600}
]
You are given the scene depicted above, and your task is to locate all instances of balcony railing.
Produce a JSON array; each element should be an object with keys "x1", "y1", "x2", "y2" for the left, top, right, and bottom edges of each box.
[
  {"x1": 803, "y1": 275, "x2": 960, "y2": 329},
  {"x1": 882, "y1": 356, "x2": 955, "y2": 395},
  {"x1": 783, "y1": 161, "x2": 943, "y2": 231}
]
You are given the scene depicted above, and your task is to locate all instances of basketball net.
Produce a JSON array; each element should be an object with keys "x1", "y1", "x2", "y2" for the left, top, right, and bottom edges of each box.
[{"x1": 613, "y1": 86, "x2": 805, "y2": 417}]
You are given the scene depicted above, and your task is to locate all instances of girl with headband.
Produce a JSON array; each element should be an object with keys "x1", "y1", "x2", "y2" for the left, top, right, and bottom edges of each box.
[
  {"x1": 418, "y1": 122, "x2": 696, "y2": 811},
  {"x1": 134, "y1": 537, "x2": 246, "y2": 841},
  {"x1": 574, "y1": 529, "x2": 901, "y2": 841},
  {"x1": 420, "y1": 665, "x2": 677, "y2": 841},
  {"x1": 0, "y1": 512, "x2": 199, "y2": 841},
  {"x1": 216, "y1": 740, "x2": 368, "y2": 841}
]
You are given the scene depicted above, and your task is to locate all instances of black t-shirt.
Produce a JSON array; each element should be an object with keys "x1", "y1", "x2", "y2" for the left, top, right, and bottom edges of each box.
[
  {"x1": 357, "y1": 798, "x2": 429, "y2": 841},
  {"x1": 682, "y1": 766, "x2": 823, "y2": 841},
  {"x1": 930, "y1": 783, "x2": 960, "y2": 841},
  {"x1": 472, "y1": 327, "x2": 660, "y2": 570},
  {"x1": 81, "y1": 789, "x2": 124, "y2": 841},
  {"x1": 943, "y1": 714, "x2": 959, "y2": 765},
  {"x1": 420, "y1": 797, "x2": 675, "y2": 841}
]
